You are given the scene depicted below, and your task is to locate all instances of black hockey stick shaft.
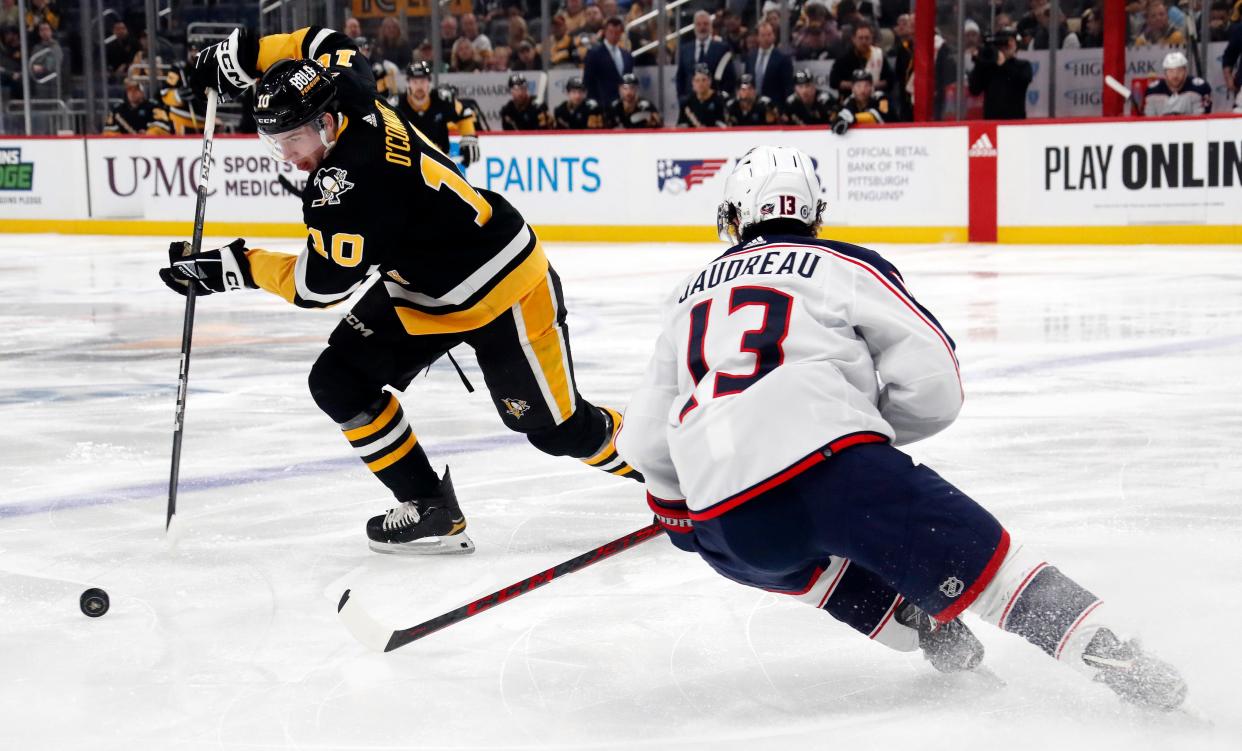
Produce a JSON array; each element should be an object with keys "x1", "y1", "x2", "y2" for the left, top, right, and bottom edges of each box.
[
  {"x1": 166, "y1": 89, "x2": 219, "y2": 532},
  {"x1": 341, "y1": 523, "x2": 664, "y2": 652}
]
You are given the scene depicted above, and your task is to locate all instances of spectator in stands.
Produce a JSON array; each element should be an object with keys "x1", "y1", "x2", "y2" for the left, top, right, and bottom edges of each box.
[
  {"x1": 834, "y1": 0, "x2": 866, "y2": 51},
  {"x1": 961, "y1": 19, "x2": 981, "y2": 63},
  {"x1": 784, "y1": 68, "x2": 836, "y2": 125},
  {"x1": 1, "y1": 26, "x2": 23, "y2": 97},
  {"x1": 678, "y1": 63, "x2": 729, "y2": 127},
  {"x1": 720, "y1": 10, "x2": 748, "y2": 56},
  {"x1": 746, "y1": 21, "x2": 794, "y2": 103},
  {"x1": 563, "y1": 0, "x2": 588, "y2": 34},
  {"x1": 104, "y1": 77, "x2": 172, "y2": 135},
  {"x1": 1208, "y1": 1, "x2": 1231, "y2": 41},
  {"x1": 439, "y1": 15, "x2": 459, "y2": 67},
  {"x1": 1224, "y1": 11, "x2": 1242, "y2": 111},
  {"x1": 450, "y1": 37, "x2": 484, "y2": 72},
  {"x1": 105, "y1": 21, "x2": 139, "y2": 80},
  {"x1": 598, "y1": 0, "x2": 619, "y2": 21},
  {"x1": 1077, "y1": 6, "x2": 1104, "y2": 47},
  {"x1": 412, "y1": 38, "x2": 434, "y2": 66},
  {"x1": 606, "y1": 71, "x2": 662, "y2": 128},
  {"x1": 1144, "y1": 50, "x2": 1212, "y2": 115},
  {"x1": 583, "y1": 16, "x2": 633, "y2": 106},
  {"x1": 967, "y1": 29, "x2": 1031, "y2": 119},
  {"x1": 677, "y1": 10, "x2": 736, "y2": 101},
  {"x1": 793, "y1": 2, "x2": 840, "y2": 60},
  {"x1": 488, "y1": 45, "x2": 513, "y2": 70},
  {"x1": 580, "y1": 4, "x2": 605, "y2": 36},
  {"x1": 554, "y1": 76, "x2": 605, "y2": 128},
  {"x1": 24, "y1": 0, "x2": 57, "y2": 36},
  {"x1": 1031, "y1": 1, "x2": 1078, "y2": 49},
  {"x1": 344, "y1": 16, "x2": 362, "y2": 39},
  {"x1": 375, "y1": 16, "x2": 413, "y2": 69},
  {"x1": 0, "y1": 0, "x2": 17, "y2": 28},
  {"x1": 512, "y1": 39, "x2": 542, "y2": 70},
  {"x1": 726, "y1": 73, "x2": 781, "y2": 125},
  {"x1": 29, "y1": 20, "x2": 60, "y2": 99},
  {"x1": 548, "y1": 13, "x2": 577, "y2": 66},
  {"x1": 1135, "y1": 1, "x2": 1185, "y2": 46},
  {"x1": 500, "y1": 72, "x2": 551, "y2": 129},
  {"x1": 626, "y1": 0, "x2": 657, "y2": 52},
  {"x1": 830, "y1": 22, "x2": 893, "y2": 99},
  {"x1": 507, "y1": 15, "x2": 532, "y2": 51},
  {"x1": 461, "y1": 13, "x2": 494, "y2": 60},
  {"x1": 886, "y1": 13, "x2": 912, "y2": 115}
]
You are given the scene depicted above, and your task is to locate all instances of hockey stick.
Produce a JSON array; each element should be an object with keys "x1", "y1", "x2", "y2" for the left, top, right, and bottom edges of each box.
[
  {"x1": 1104, "y1": 75, "x2": 1142, "y2": 113},
  {"x1": 165, "y1": 88, "x2": 220, "y2": 534},
  {"x1": 337, "y1": 522, "x2": 664, "y2": 651}
]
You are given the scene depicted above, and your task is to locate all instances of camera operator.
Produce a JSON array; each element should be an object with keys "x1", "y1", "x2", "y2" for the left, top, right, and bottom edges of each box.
[{"x1": 967, "y1": 29, "x2": 1033, "y2": 120}]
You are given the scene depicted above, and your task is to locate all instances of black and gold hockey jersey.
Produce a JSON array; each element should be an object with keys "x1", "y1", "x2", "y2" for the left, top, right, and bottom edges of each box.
[
  {"x1": 243, "y1": 27, "x2": 547, "y2": 336},
  {"x1": 500, "y1": 98, "x2": 551, "y2": 131},
  {"x1": 677, "y1": 91, "x2": 729, "y2": 128},
  {"x1": 605, "y1": 98, "x2": 663, "y2": 129},
  {"x1": 552, "y1": 99, "x2": 604, "y2": 129},
  {"x1": 104, "y1": 99, "x2": 173, "y2": 135},
  {"x1": 840, "y1": 92, "x2": 889, "y2": 124},
  {"x1": 161, "y1": 63, "x2": 208, "y2": 135},
  {"x1": 395, "y1": 88, "x2": 476, "y2": 155},
  {"x1": 725, "y1": 95, "x2": 780, "y2": 126},
  {"x1": 783, "y1": 90, "x2": 836, "y2": 125}
]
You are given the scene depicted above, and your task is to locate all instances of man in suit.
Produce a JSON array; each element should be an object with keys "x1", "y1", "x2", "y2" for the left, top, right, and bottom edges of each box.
[
  {"x1": 676, "y1": 10, "x2": 737, "y2": 101},
  {"x1": 745, "y1": 21, "x2": 794, "y2": 104},
  {"x1": 583, "y1": 16, "x2": 634, "y2": 107}
]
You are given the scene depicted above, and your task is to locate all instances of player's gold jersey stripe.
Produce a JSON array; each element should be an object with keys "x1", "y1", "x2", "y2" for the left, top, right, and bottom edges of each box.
[
  {"x1": 584, "y1": 407, "x2": 623, "y2": 465},
  {"x1": 393, "y1": 242, "x2": 549, "y2": 335},
  {"x1": 517, "y1": 276, "x2": 574, "y2": 422},
  {"x1": 344, "y1": 394, "x2": 400, "y2": 441},
  {"x1": 246, "y1": 249, "x2": 298, "y2": 303},
  {"x1": 365, "y1": 431, "x2": 419, "y2": 472},
  {"x1": 257, "y1": 28, "x2": 313, "y2": 72}
]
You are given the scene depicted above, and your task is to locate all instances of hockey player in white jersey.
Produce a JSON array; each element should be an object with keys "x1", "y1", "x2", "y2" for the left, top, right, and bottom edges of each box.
[{"x1": 616, "y1": 145, "x2": 1187, "y2": 709}]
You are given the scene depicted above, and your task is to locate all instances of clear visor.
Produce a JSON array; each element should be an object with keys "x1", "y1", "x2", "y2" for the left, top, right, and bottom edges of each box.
[{"x1": 258, "y1": 118, "x2": 327, "y2": 164}]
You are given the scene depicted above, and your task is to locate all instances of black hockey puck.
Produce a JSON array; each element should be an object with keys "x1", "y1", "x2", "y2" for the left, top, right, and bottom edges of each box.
[{"x1": 80, "y1": 588, "x2": 109, "y2": 618}]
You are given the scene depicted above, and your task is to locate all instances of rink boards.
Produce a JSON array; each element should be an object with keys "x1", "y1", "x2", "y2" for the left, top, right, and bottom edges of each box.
[{"x1": 0, "y1": 114, "x2": 1239, "y2": 244}]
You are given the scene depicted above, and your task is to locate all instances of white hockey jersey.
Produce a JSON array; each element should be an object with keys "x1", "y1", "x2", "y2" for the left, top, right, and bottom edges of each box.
[{"x1": 616, "y1": 235, "x2": 963, "y2": 519}]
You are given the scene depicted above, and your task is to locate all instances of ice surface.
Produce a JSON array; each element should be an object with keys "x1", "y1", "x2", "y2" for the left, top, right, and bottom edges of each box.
[{"x1": 1, "y1": 235, "x2": 1240, "y2": 749}]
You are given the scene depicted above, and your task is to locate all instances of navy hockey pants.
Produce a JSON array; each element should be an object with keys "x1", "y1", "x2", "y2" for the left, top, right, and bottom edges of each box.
[{"x1": 686, "y1": 441, "x2": 1008, "y2": 625}]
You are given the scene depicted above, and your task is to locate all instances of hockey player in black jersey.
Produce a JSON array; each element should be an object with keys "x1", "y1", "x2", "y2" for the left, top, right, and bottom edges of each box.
[
  {"x1": 103, "y1": 77, "x2": 173, "y2": 135},
  {"x1": 833, "y1": 68, "x2": 889, "y2": 134},
  {"x1": 783, "y1": 68, "x2": 836, "y2": 126},
  {"x1": 606, "y1": 73, "x2": 663, "y2": 129},
  {"x1": 395, "y1": 61, "x2": 480, "y2": 166},
  {"x1": 500, "y1": 73, "x2": 551, "y2": 131},
  {"x1": 161, "y1": 27, "x2": 641, "y2": 555},
  {"x1": 552, "y1": 77, "x2": 604, "y2": 129},
  {"x1": 677, "y1": 64, "x2": 729, "y2": 128},
  {"x1": 724, "y1": 74, "x2": 779, "y2": 126}
]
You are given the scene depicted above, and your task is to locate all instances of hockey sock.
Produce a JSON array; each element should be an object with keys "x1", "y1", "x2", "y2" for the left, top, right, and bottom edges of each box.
[
  {"x1": 785, "y1": 557, "x2": 919, "y2": 653},
  {"x1": 968, "y1": 542, "x2": 1106, "y2": 670},
  {"x1": 340, "y1": 392, "x2": 441, "y2": 501},
  {"x1": 580, "y1": 406, "x2": 642, "y2": 481}
]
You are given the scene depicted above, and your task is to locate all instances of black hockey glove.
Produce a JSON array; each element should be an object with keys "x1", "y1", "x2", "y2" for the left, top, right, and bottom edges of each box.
[
  {"x1": 459, "y1": 135, "x2": 480, "y2": 167},
  {"x1": 832, "y1": 109, "x2": 854, "y2": 135},
  {"x1": 159, "y1": 238, "x2": 257, "y2": 296},
  {"x1": 189, "y1": 28, "x2": 259, "y2": 101}
]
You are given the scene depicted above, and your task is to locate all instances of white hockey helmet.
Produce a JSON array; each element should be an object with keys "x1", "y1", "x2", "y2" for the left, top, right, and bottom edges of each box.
[
  {"x1": 1162, "y1": 51, "x2": 1189, "y2": 70},
  {"x1": 717, "y1": 145, "x2": 826, "y2": 243}
]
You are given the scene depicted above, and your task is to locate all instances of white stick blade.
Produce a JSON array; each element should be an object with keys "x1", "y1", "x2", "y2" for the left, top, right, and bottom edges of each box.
[{"x1": 336, "y1": 589, "x2": 393, "y2": 651}]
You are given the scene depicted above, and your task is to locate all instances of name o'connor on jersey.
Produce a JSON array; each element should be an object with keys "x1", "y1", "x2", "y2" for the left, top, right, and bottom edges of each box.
[{"x1": 678, "y1": 245, "x2": 820, "y2": 303}]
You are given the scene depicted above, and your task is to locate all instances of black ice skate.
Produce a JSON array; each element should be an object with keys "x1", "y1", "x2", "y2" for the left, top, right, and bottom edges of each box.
[
  {"x1": 366, "y1": 469, "x2": 475, "y2": 555},
  {"x1": 1081, "y1": 628, "x2": 1186, "y2": 711},
  {"x1": 896, "y1": 601, "x2": 985, "y2": 673}
]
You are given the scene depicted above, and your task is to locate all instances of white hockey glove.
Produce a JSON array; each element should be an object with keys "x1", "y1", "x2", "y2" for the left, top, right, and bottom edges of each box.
[
  {"x1": 459, "y1": 135, "x2": 480, "y2": 167},
  {"x1": 159, "y1": 238, "x2": 257, "y2": 296},
  {"x1": 190, "y1": 28, "x2": 259, "y2": 101},
  {"x1": 832, "y1": 109, "x2": 855, "y2": 135}
]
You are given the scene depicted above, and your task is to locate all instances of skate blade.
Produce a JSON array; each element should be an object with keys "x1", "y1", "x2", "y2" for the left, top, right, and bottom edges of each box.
[{"x1": 368, "y1": 532, "x2": 476, "y2": 556}]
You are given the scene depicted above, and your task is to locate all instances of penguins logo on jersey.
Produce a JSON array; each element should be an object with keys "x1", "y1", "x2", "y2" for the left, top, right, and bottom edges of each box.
[
  {"x1": 311, "y1": 167, "x2": 355, "y2": 208},
  {"x1": 502, "y1": 398, "x2": 530, "y2": 420}
]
